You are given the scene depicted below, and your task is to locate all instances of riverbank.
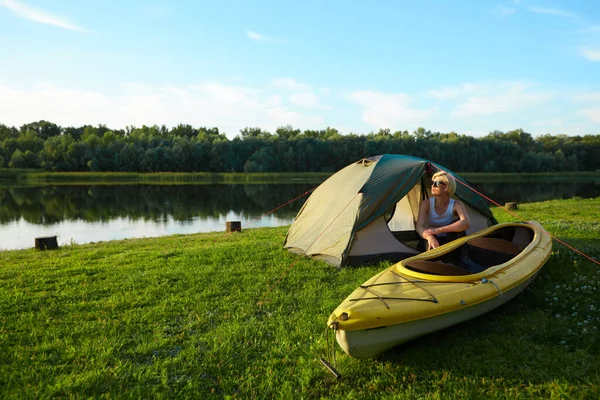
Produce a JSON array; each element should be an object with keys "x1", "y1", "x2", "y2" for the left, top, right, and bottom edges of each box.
[
  {"x1": 1, "y1": 198, "x2": 599, "y2": 398},
  {"x1": 0, "y1": 170, "x2": 333, "y2": 185},
  {"x1": 1, "y1": 169, "x2": 598, "y2": 185}
]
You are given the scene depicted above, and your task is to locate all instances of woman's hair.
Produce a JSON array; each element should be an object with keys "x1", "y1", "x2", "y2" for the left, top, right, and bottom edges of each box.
[{"x1": 432, "y1": 171, "x2": 456, "y2": 197}]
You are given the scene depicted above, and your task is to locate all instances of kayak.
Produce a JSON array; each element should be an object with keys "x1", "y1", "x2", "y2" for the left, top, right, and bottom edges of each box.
[{"x1": 327, "y1": 221, "x2": 552, "y2": 359}]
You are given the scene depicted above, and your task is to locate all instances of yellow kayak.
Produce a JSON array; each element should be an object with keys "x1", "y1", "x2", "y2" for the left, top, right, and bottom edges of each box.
[{"x1": 327, "y1": 221, "x2": 552, "y2": 359}]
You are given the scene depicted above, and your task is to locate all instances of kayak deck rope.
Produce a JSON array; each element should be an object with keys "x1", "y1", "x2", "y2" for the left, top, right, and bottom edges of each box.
[
  {"x1": 349, "y1": 271, "x2": 438, "y2": 307},
  {"x1": 430, "y1": 163, "x2": 600, "y2": 267},
  {"x1": 349, "y1": 270, "x2": 508, "y2": 307},
  {"x1": 481, "y1": 277, "x2": 503, "y2": 296}
]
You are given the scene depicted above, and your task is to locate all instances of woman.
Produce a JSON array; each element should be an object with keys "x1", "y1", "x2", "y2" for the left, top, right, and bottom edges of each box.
[{"x1": 416, "y1": 171, "x2": 471, "y2": 250}]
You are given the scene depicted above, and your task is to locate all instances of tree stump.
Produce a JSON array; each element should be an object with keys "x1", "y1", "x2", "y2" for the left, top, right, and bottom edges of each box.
[
  {"x1": 505, "y1": 202, "x2": 518, "y2": 210},
  {"x1": 35, "y1": 236, "x2": 58, "y2": 250},
  {"x1": 226, "y1": 221, "x2": 242, "y2": 233}
]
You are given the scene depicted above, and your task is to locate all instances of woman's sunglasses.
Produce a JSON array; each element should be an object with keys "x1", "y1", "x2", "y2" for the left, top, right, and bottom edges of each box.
[{"x1": 431, "y1": 181, "x2": 447, "y2": 188}]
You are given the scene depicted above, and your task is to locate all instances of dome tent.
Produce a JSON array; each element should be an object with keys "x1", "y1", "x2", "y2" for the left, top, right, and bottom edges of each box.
[{"x1": 283, "y1": 154, "x2": 497, "y2": 267}]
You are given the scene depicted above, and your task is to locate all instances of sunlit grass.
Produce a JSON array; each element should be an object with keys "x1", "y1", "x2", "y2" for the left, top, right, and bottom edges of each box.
[{"x1": 1, "y1": 198, "x2": 599, "y2": 398}]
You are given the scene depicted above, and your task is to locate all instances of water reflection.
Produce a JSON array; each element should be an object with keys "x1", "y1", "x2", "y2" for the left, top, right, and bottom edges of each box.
[
  {"x1": 0, "y1": 184, "x2": 315, "y2": 225},
  {"x1": 469, "y1": 179, "x2": 600, "y2": 204},
  {"x1": 0, "y1": 179, "x2": 598, "y2": 250}
]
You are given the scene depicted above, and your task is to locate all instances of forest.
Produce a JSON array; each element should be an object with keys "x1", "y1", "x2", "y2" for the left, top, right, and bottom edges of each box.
[{"x1": 0, "y1": 121, "x2": 598, "y2": 173}]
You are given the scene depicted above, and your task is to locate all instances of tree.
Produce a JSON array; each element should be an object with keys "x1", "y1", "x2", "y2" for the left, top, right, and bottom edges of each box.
[
  {"x1": 19, "y1": 120, "x2": 61, "y2": 140},
  {"x1": 9, "y1": 149, "x2": 40, "y2": 168},
  {"x1": 275, "y1": 125, "x2": 301, "y2": 140},
  {"x1": 240, "y1": 127, "x2": 270, "y2": 139}
]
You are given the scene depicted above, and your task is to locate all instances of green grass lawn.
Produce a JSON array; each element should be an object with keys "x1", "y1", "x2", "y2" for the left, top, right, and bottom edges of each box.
[{"x1": 1, "y1": 198, "x2": 599, "y2": 399}]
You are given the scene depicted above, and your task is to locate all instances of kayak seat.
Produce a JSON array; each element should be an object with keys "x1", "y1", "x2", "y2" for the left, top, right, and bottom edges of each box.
[
  {"x1": 467, "y1": 237, "x2": 522, "y2": 255},
  {"x1": 465, "y1": 238, "x2": 522, "y2": 268}
]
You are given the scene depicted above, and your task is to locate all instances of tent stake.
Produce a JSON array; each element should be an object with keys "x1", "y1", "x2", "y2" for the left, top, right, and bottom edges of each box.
[{"x1": 319, "y1": 358, "x2": 342, "y2": 379}]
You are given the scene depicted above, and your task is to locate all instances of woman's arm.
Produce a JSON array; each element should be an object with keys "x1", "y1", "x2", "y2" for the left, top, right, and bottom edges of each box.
[
  {"x1": 423, "y1": 200, "x2": 471, "y2": 236},
  {"x1": 417, "y1": 200, "x2": 440, "y2": 250},
  {"x1": 416, "y1": 200, "x2": 431, "y2": 239}
]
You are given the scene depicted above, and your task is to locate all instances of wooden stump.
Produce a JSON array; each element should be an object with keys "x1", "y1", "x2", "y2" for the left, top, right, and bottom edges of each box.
[
  {"x1": 505, "y1": 202, "x2": 518, "y2": 210},
  {"x1": 35, "y1": 236, "x2": 58, "y2": 250},
  {"x1": 226, "y1": 221, "x2": 242, "y2": 233}
]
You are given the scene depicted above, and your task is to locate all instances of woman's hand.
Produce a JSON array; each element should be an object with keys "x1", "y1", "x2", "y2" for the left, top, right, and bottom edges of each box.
[
  {"x1": 425, "y1": 235, "x2": 439, "y2": 250},
  {"x1": 423, "y1": 227, "x2": 441, "y2": 237}
]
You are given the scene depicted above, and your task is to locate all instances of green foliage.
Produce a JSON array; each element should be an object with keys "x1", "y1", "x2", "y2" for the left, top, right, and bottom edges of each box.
[
  {"x1": 0, "y1": 121, "x2": 599, "y2": 173},
  {"x1": 1, "y1": 198, "x2": 599, "y2": 398}
]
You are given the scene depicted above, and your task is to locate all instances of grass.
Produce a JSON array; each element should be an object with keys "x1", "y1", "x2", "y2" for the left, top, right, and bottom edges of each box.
[{"x1": 1, "y1": 198, "x2": 599, "y2": 399}]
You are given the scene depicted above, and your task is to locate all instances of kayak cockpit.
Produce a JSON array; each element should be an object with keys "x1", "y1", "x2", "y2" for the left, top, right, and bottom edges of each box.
[{"x1": 404, "y1": 224, "x2": 535, "y2": 276}]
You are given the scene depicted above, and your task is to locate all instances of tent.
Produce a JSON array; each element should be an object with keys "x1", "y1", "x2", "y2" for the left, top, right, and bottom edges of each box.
[{"x1": 283, "y1": 154, "x2": 497, "y2": 267}]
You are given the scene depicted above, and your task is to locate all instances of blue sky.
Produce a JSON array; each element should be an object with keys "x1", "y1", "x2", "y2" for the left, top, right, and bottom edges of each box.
[{"x1": 1, "y1": 0, "x2": 599, "y2": 138}]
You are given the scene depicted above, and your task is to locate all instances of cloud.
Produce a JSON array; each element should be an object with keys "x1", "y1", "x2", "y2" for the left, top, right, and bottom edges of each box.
[
  {"x1": 272, "y1": 78, "x2": 311, "y2": 91},
  {"x1": 527, "y1": 6, "x2": 578, "y2": 19},
  {"x1": 289, "y1": 92, "x2": 330, "y2": 109},
  {"x1": 574, "y1": 90, "x2": 600, "y2": 123},
  {"x1": 246, "y1": 30, "x2": 283, "y2": 42},
  {"x1": 1, "y1": 0, "x2": 88, "y2": 32},
  {"x1": 579, "y1": 47, "x2": 600, "y2": 62},
  {"x1": 579, "y1": 107, "x2": 600, "y2": 123},
  {"x1": 429, "y1": 82, "x2": 554, "y2": 117},
  {"x1": 272, "y1": 78, "x2": 329, "y2": 109},
  {"x1": 346, "y1": 91, "x2": 435, "y2": 129},
  {"x1": 246, "y1": 30, "x2": 264, "y2": 40},
  {"x1": 428, "y1": 83, "x2": 478, "y2": 99},
  {"x1": 573, "y1": 91, "x2": 600, "y2": 102},
  {"x1": 451, "y1": 82, "x2": 553, "y2": 117},
  {"x1": 0, "y1": 82, "x2": 325, "y2": 137}
]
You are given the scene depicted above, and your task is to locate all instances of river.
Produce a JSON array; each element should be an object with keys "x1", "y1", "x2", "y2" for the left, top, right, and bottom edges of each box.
[{"x1": 1, "y1": 177, "x2": 598, "y2": 250}]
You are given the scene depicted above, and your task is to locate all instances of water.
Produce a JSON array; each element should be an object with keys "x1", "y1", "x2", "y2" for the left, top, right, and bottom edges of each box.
[{"x1": 1, "y1": 178, "x2": 598, "y2": 251}]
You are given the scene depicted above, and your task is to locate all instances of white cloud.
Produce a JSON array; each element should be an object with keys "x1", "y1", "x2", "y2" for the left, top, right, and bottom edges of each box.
[
  {"x1": 246, "y1": 30, "x2": 265, "y2": 41},
  {"x1": 1, "y1": 0, "x2": 88, "y2": 32},
  {"x1": 272, "y1": 78, "x2": 328, "y2": 109},
  {"x1": 272, "y1": 78, "x2": 311, "y2": 91},
  {"x1": 579, "y1": 47, "x2": 600, "y2": 62},
  {"x1": 289, "y1": 92, "x2": 330, "y2": 109},
  {"x1": 0, "y1": 82, "x2": 325, "y2": 137},
  {"x1": 429, "y1": 82, "x2": 553, "y2": 117},
  {"x1": 573, "y1": 91, "x2": 600, "y2": 102},
  {"x1": 527, "y1": 6, "x2": 578, "y2": 19},
  {"x1": 428, "y1": 83, "x2": 478, "y2": 99},
  {"x1": 346, "y1": 91, "x2": 435, "y2": 129},
  {"x1": 579, "y1": 106, "x2": 600, "y2": 123},
  {"x1": 246, "y1": 30, "x2": 282, "y2": 42},
  {"x1": 1, "y1": 79, "x2": 596, "y2": 138}
]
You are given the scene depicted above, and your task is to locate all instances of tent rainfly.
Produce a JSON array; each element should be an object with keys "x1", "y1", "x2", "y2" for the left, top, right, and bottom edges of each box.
[{"x1": 283, "y1": 154, "x2": 497, "y2": 267}]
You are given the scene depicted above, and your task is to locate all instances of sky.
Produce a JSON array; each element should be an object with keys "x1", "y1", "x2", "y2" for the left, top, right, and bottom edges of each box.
[{"x1": 0, "y1": 0, "x2": 599, "y2": 138}]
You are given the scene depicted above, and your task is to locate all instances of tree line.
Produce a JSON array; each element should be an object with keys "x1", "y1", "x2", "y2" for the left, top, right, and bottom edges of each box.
[{"x1": 1, "y1": 121, "x2": 598, "y2": 173}]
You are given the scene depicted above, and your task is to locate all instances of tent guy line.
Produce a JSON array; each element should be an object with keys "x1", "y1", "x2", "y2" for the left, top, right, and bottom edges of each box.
[
  {"x1": 447, "y1": 167, "x2": 600, "y2": 267},
  {"x1": 257, "y1": 192, "x2": 361, "y2": 306}
]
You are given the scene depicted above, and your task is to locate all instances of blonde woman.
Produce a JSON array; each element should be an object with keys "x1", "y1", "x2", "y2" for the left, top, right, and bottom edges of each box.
[{"x1": 416, "y1": 171, "x2": 471, "y2": 250}]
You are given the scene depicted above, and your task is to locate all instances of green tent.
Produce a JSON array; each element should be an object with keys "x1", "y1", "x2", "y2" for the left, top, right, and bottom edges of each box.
[{"x1": 283, "y1": 154, "x2": 497, "y2": 267}]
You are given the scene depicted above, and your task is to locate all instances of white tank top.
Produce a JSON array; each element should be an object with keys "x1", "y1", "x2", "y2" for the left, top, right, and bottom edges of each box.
[{"x1": 428, "y1": 198, "x2": 455, "y2": 236}]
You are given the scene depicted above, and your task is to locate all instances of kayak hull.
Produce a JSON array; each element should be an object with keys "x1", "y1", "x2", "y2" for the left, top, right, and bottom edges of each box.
[{"x1": 328, "y1": 222, "x2": 552, "y2": 359}]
